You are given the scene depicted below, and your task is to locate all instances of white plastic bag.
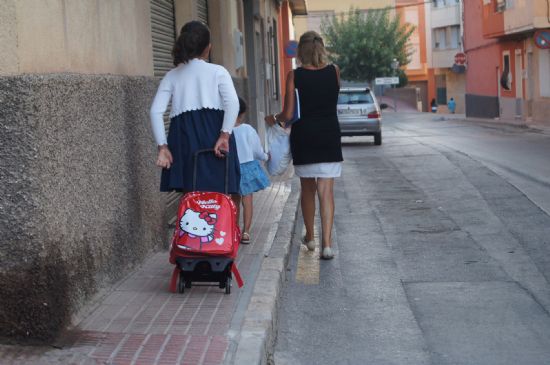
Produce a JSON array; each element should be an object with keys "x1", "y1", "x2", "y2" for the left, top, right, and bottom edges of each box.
[{"x1": 266, "y1": 124, "x2": 292, "y2": 176}]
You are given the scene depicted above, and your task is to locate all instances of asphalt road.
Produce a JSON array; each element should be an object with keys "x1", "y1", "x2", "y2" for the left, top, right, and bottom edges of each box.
[
  {"x1": 272, "y1": 113, "x2": 550, "y2": 365},
  {"x1": 385, "y1": 113, "x2": 550, "y2": 215}
]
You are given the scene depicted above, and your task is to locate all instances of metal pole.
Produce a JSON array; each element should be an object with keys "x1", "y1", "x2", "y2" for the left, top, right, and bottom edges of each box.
[
  {"x1": 391, "y1": 58, "x2": 399, "y2": 112},
  {"x1": 393, "y1": 84, "x2": 397, "y2": 112}
]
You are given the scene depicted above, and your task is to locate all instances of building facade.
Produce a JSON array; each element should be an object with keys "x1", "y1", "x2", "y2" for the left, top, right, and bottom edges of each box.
[
  {"x1": 465, "y1": 0, "x2": 550, "y2": 123},
  {"x1": 0, "y1": 0, "x2": 294, "y2": 340},
  {"x1": 277, "y1": 1, "x2": 307, "y2": 101},
  {"x1": 463, "y1": 0, "x2": 501, "y2": 118},
  {"x1": 292, "y1": 0, "x2": 462, "y2": 113},
  {"x1": 428, "y1": 0, "x2": 466, "y2": 113},
  {"x1": 293, "y1": 0, "x2": 393, "y2": 37},
  {"x1": 397, "y1": 0, "x2": 435, "y2": 112}
]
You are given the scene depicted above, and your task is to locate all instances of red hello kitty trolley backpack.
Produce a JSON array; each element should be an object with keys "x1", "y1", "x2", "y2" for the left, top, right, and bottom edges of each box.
[{"x1": 169, "y1": 149, "x2": 244, "y2": 294}]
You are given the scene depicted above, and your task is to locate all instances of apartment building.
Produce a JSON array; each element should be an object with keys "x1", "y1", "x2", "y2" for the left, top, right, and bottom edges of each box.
[
  {"x1": 396, "y1": 0, "x2": 435, "y2": 111},
  {"x1": 428, "y1": 0, "x2": 466, "y2": 113},
  {"x1": 293, "y1": 0, "x2": 393, "y2": 36},
  {"x1": 293, "y1": 0, "x2": 453, "y2": 112},
  {"x1": 465, "y1": 0, "x2": 550, "y2": 123}
]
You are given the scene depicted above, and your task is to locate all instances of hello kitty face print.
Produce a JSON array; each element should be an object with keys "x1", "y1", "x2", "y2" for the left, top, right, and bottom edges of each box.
[{"x1": 179, "y1": 208, "x2": 217, "y2": 243}]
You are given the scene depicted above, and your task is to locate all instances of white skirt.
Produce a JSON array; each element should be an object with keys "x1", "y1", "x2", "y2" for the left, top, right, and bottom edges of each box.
[{"x1": 294, "y1": 162, "x2": 342, "y2": 178}]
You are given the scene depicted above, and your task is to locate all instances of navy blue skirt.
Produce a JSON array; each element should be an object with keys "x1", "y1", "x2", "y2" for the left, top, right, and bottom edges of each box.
[{"x1": 160, "y1": 109, "x2": 241, "y2": 194}]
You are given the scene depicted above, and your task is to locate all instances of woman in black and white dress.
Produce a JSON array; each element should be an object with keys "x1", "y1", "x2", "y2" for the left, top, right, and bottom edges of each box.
[{"x1": 266, "y1": 31, "x2": 343, "y2": 260}]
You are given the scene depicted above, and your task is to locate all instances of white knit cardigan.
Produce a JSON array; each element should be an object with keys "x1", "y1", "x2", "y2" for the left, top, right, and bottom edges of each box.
[{"x1": 149, "y1": 58, "x2": 239, "y2": 146}]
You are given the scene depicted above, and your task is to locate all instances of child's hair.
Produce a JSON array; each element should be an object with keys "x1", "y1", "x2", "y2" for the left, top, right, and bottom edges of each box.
[
  {"x1": 172, "y1": 21, "x2": 210, "y2": 66},
  {"x1": 238, "y1": 97, "x2": 247, "y2": 115}
]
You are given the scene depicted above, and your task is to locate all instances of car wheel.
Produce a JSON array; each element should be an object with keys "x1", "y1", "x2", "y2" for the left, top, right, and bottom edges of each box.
[{"x1": 374, "y1": 132, "x2": 382, "y2": 146}]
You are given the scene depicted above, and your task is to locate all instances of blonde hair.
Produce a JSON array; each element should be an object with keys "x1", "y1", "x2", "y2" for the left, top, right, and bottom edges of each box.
[{"x1": 297, "y1": 31, "x2": 328, "y2": 67}]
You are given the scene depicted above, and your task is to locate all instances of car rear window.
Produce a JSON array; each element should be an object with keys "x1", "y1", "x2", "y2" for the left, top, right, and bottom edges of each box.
[{"x1": 338, "y1": 91, "x2": 374, "y2": 105}]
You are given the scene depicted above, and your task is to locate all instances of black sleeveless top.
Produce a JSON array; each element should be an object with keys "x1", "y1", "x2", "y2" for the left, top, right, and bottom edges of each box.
[{"x1": 290, "y1": 65, "x2": 343, "y2": 165}]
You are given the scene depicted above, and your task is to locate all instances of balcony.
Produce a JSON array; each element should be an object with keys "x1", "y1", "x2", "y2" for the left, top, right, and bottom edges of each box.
[
  {"x1": 482, "y1": 0, "x2": 550, "y2": 38},
  {"x1": 432, "y1": 48, "x2": 459, "y2": 68},
  {"x1": 431, "y1": 2, "x2": 460, "y2": 29}
]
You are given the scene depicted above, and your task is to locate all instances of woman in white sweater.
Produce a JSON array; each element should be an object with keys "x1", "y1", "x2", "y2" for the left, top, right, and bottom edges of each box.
[{"x1": 150, "y1": 21, "x2": 240, "y2": 194}]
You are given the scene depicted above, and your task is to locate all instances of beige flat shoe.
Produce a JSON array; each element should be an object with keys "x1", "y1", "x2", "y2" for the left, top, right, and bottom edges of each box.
[
  {"x1": 320, "y1": 247, "x2": 334, "y2": 260},
  {"x1": 302, "y1": 236, "x2": 316, "y2": 251}
]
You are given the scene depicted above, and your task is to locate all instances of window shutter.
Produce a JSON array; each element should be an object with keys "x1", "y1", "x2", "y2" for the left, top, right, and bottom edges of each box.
[
  {"x1": 197, "y1": 0, "x2": 209, "y2": 25},
  {"x1": 150, "y1": 0, "x2": 180, "y2": 222},
  {"x1": 151, "y1": 0, "x2": 176, "y2": 77}
]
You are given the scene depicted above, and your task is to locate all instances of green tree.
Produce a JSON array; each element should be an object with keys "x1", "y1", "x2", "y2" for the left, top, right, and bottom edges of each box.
[{"x1": 321, "y1": 8, "x2": 415, "y2": 84}]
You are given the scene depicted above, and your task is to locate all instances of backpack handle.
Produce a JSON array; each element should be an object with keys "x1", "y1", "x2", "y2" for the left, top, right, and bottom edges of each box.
[{"x1": 192, "y1": 149, "x2": 230, "y2": 194}]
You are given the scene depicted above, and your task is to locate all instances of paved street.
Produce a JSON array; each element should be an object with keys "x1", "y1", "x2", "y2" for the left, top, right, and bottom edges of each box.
[
  {"x1": 388, "y1": 113, "x2": 550, "y2": 215},
  {"x1": 274, "y1": 112, "x2": 550, "y2": 365}
]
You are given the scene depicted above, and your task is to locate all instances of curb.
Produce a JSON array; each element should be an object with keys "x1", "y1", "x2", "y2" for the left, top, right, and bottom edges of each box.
[
  {"x1": 461, "y1": 116, "x2": 550, "y2": 135},
  {"x1": 231, "y1": 179, "x2": 300, "y2": 365}
]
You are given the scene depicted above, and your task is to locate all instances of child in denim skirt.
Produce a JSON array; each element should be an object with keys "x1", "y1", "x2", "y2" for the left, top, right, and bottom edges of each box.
[{"x1": 233, "y1": 97, "x2": 270, "y2": 244}]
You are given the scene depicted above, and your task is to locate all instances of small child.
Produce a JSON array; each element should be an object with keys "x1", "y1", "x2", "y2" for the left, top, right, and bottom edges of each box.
[
  {"x1": 233, "y1": 97, "x2": 270, "y2": 244},
  {"x1": 430, "y1": 98, "x2": 438, "y2": 113},
  {"x1": 448, "y1": 97, "x2": 456, "y2": 114}
]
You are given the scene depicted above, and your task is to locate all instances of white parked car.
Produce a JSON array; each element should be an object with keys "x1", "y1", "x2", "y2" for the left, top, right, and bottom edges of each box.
[{"x1": 337, "y1": 87, "x2": 387, "y2": 145}]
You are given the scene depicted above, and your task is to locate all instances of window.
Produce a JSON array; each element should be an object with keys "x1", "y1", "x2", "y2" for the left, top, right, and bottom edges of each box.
[
  {"x1": 447, "y1": 26, "x2": 460, "y2": 49},
  {"x1": 337, "y1": 91, "x2": 375, "y2": 105},
  {"x1": 434, "y1": 28, "x2": 446, "y2": 49},
  {"x1": 495, "y1": 0, "x2": 506, "y2": 12},
  {"x1": 433, "y1": 0, "x2": 458, "y2": 7},
  {"x1": 501, "y1": 53, "x2": 512, "y2": 90},
  {"x1": 434, "y1": 26, "x2": 461, "y2": 50}
]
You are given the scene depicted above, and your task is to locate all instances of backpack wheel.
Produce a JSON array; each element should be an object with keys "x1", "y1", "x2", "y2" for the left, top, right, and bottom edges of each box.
[
  {"x1": 178, "y1": 273, "x2": 186, "y2": 294},
  {"x1": 225, "y1": 276, "x2": 232, "y2": 294}
]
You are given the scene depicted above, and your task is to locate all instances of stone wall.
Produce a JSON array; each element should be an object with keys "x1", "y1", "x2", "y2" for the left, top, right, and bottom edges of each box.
[{"x1": 0, "y1": 74, "x2": 165, "y2": 340}]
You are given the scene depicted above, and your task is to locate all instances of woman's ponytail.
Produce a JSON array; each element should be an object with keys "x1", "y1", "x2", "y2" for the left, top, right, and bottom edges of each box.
[{"x1": 172, "y1": 21, "x2": 210, "y2": 66}]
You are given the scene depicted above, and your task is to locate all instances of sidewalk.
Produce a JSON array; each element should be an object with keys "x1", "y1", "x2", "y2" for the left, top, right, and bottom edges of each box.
[
  {"x1": 435, "y1": 113, "x2": 550, "y2": 135},
  {"x1": 0, "y1": 176, "x2": 298, "y2": 365}
]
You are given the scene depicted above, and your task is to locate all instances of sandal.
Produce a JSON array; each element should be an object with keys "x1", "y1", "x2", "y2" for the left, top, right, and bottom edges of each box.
[{"x1": 241, "y1": 232, "x2": 251, "y2": 244}]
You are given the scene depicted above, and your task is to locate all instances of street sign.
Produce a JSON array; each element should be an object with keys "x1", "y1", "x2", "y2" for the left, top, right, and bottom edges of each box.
[
  {"x1": 375, "y1": 77, "x2": 399, "y2": 85},
  {"x1": 285, "y1": 40, "x2": 298, "y2": 57},
  {"x1": 534, "y1": 30, "x2": 550, "y2": 49},
  {"x1": 454, "y1": 52, "x2": 467, "y2": 65}
]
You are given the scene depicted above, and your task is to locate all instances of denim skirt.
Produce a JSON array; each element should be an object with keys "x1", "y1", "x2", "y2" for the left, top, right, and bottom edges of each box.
[{"x1": 239, "y1": 160, "x2": 270, "y2": 196}]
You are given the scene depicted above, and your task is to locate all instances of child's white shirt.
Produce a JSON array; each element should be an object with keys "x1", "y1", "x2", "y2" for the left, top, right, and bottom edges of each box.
[
  {"x1": 233, "y1": 124, "x2": 269, "y2": 164},
  {"x1": 149, "y1": 58, "x2": 239, "y2": 146}
]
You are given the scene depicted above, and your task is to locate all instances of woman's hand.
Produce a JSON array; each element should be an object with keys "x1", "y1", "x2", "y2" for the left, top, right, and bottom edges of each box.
[
  {"x1": 214, "y1": 132, "x2": 230, "y2": 158},
  {"x1": 265, "y1": 114, "x2": 277, "y2": 127},
  {"x1": 157, "y1": 145, "x2": 173, "y2": 169}
]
